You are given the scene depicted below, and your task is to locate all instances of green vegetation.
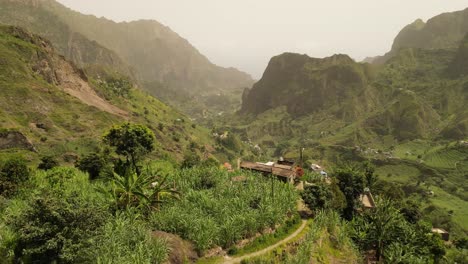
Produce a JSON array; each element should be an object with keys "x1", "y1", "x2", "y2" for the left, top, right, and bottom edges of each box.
[
  {"x1": 0, "y1": 0, "x2": 253, "y2": 118},
  {"x1": 229, "y1": 214, "x2": 301, "y2": 256},
  {"x1": 0, "y1": 2, "x2": 467, "y2": 263},
  {"x1": 0, "y1": 24, "x2": 243, "y2": 165},
  {"x1": 0, "y1": 123, "x2": 297, "y2": 263},
  {"x1": 243, "y1": 211, "x2": 359, "y2": 264},
  {"x1": 150, "y1": 167, "x2": 298, "y2": 253}
]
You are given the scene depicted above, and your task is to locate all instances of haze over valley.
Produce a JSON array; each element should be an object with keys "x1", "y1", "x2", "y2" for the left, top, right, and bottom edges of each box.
[{"x1": 0, "y1": 1, "x2": 467, "y2": 263}]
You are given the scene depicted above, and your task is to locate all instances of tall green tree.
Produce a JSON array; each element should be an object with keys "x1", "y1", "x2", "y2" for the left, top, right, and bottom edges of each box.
[
  {"x1": 363, "y1": 161, "x2": 377, "y2": 190},
  {"x1": 350, "y1": 198, "x2": 446, "y2": 262},
  {"x1": 103, "y1": 123, "x2": 155, "y2": 175},
  {"x1": 335, "y1": 166, "x2": 365, "y2": 219},
  {"x1": 301, "y1": 182, "x2": 333, "y2": 211}
]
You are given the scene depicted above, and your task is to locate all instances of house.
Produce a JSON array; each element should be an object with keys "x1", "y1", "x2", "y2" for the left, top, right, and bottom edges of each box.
[
  {"x1": 432, "y1": 228, "x2": 449, "y2": 241},
  {"x1": 239, "y1": 160, "x2": 296, "y2": 183},
  {"x1": 311, "y1": 164, "x2": 322, "y2": 171},
  {"x1": 278, "y1": 157, "x2": 295, "y2": 166},
  {"x1": 359, "y1": 189, "x2": 376, "y2": 209}
]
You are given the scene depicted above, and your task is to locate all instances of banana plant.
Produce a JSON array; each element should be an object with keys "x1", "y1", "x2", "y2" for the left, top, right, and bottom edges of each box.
[{"x1": 108, "y1": 171, "x2": 151, "y2": 210}]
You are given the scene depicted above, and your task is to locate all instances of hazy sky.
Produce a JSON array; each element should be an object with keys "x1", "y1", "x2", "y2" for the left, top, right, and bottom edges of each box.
[{"x1": 57, "y1": 0, "x2": 467, "y2": 78}]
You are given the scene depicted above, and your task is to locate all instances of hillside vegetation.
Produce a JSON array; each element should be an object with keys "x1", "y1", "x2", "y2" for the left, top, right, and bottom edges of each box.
[
  {"x1": 0, "y1": 0, "x2": 254, "y2": 117},
  {"x1": 372, "y1": 7, "x2": 468, "y2": 64},
  {"x1": 0, "y1": 25, "x2": 229, "y2": 162}
]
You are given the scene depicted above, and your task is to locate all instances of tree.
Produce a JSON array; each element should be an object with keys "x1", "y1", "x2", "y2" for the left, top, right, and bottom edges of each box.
[
  {"x1": 329, "y1": 181, "x2": 346, "y2": 211},
  {"x1": 37, "y1": 156, "x2": 59, "y2": 171},
  {"x1": 75, "y1": 153, "x2": 107, "y2": 180},
  {"x1": 103, "y1": 123, "x2": 155, "y2": 175},
  {"x1": 108, "y1": 171, "x2": 151, "y2": 210},
  {"x1": 146, "y1": 173, "x2": 179, "y2": 210},
  {"x1": 363, "y1": 161, "x2": 377, "y2": 190},
  {"x1": 350, "y1": 198, "x2": 446, "y2": 262},
  {"x1": 335, "y1": 166, "x2": 365, "y2": 219},
  {"x1": 400, "y1": 199, "x2": 422, "y2": 224},
  {"x1": 0, "y1": 156, "x2": 30, "y2": 196},
  {"x1": 12, "y1": 190, "x2": 109, "y2": 263},
  {"x1": 301, "y1": 182, "x2": 333, "y2": 211}
]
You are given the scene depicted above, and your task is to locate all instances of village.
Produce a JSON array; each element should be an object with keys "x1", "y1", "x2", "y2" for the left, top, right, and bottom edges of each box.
[{"x1": 226, "y1": 156, "x2": 451, "y2": 245}]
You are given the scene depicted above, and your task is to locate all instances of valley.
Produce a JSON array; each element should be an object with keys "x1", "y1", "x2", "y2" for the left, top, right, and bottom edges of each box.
[{"x1": 0, "y1": 1, "x2": 467, "y2": 263}]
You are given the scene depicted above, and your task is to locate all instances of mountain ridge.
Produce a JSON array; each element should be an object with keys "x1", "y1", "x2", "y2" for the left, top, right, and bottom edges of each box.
[
  {"x1": 0, "y1": 24, "x2": 223, "y2": 161},
  {"x1": 373, "y1": 7, "x2": 468, "y2": 64},
  {"x1": 0, "y1": 0, "x2": 254, "y2": 117}
]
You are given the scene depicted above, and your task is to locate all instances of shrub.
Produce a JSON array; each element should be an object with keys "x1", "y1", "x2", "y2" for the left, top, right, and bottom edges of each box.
[
  {"x1": 0, "y1": 156, "x2": 30, "y2": 196},
  {"x1": 37, "y1": 156, "x2": 59, "y2": 171},
  {"x1": 181, "y1": 152, "x2": 201, "y2": 169},
  {"x1": 75, "y1": 153, "x2": 107, "y2": 180},
  {"x1": 301, "y1": 182, "x2": 333, "y2": 211},
  {"x1": 11, "y1": 189, "x2": 109, "y2": 263}
]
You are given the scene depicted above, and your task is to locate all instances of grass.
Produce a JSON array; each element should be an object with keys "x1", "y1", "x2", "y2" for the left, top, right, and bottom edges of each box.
[
  {"x1": 0, "y1": 25, "x2": 239, "y2": 163},
  {"x1": 429, "y1": 186, "x2": 468, "y2": 231},
  {"x1": 375, "y1": 164, "x2": 421, "y2": 183},
  {"x1": 424, "y1": 148, "x2": 466, "y2": 169}
]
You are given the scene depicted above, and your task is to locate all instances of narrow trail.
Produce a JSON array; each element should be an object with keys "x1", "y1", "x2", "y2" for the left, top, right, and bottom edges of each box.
[{"x1": 222, "y1": 219, "x2": 307, "y2": 264}]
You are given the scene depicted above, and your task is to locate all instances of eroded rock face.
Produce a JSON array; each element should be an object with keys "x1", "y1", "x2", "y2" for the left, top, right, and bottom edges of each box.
[{"x1": 0, "y1": 130, "x2": 37, "y2": 152}]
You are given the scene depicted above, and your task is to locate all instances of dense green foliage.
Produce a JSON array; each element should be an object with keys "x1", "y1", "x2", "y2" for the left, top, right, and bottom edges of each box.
[
  {"x1": 75, "y1": 152, "x2": 108, "y2": 180},
  {"x1": 12, "y1": 182, "x2": 108, "y2": 262},
  {"x1": 103, "y1": 123, "x2": 155, "y2": 175},
  {"x1": 350, "y1": 198, "x2": 446, "y2": 263},
  {"x1": 0, "y1": 167, "x2": 169, "y2": 263},
  {"x1": 335, "y1": 166, "x2": 365, "y2": 219},
  {"x1": 0, "y1": 156, "x2": 30, "y2": 197},
  {"x1": 37, "y1": 156, "x2": 59, "y2": 171},
  {"x1": 150, "y1": 167, "x2": 298, "y2": 253},
  {"x1": 301, "y1": 182, "x2": 333, "y2": 210},
  {"x1": 93, "y1": 213, "x2": 168, "y2": 263}
]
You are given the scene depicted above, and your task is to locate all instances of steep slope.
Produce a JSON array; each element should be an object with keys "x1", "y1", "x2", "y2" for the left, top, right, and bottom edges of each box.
[
  {"x1": 241, "y1": 53, "x2": 377, "y2": 121},
  {"x1": 237, "y1": 28, "x2": 468, "y2": 145},
  {"x1": 374, "y1": 8, "x2": 468, "y2": 64},
  {"x1": 47, "y1": 3, "x2": 254, "y2": 93},
  {"x1": 0, "y1": 0, "x2": 133, "y2": 77},
  {"x1": 0, "y1": 0, "x2": 254, "y2": 117},
  {"x1": 0, "y1": 25, "x2": 221, "y2": 161}
]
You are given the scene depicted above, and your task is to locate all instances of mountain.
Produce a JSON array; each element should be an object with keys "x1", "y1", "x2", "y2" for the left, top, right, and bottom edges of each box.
[
  {"x1": 373, "y1": 8, "x2": 468, "y2": 64},
  {"x1": 0, "y1": 0, "x2": 254, "y2": 117},
  {"x1": 0, "y1": 25, "x2": 223, "y2": 161},
  {"x1": 238, "y1": 39, "x2": 467, "y2": 145},
  {"x1": 0, "y1": 0, "x2": 133, "y2": 77},
  {"x1": 240, "y1": 53, "x2": 377, "y2": 121}
]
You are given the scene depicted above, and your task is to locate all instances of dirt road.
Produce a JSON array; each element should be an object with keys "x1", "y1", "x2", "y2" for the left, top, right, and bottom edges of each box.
[{"x1": 222, "y1": 220, "x2": 307, "y2": 264}]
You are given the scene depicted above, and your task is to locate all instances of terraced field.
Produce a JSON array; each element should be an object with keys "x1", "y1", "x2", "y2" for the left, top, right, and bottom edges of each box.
[
  {"x1": 423, "y1": 148, "x2": 466, "y2": 169},
  {"x1": 429, "y1": 186, "x2": 468, "y2": 231},
  {"x1": 375, "y1": 164, "x2": 421, "y2": 183}
]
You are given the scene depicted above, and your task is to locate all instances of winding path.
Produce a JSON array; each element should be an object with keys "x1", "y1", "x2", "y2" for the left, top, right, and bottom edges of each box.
[{"x1": 222, "y1": 220, "x2": 308, "y2": 264}]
